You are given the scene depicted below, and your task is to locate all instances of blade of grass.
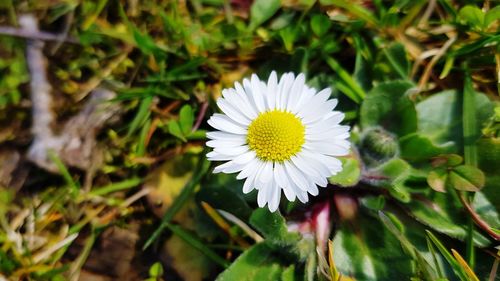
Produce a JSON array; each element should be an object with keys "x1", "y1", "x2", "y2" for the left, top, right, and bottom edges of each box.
[
  {"x1": 451, "y1": 249, "x2": 480, "y2": 281},
  {"x1": 426, "y1": 230, "x2": 469, "y2": 281},
  {"x1": 136, "y1": 118, "x2": 151, "y2": 156},
  {"x1": 426, "y1": 235, "x2": 445, "y2": 278},
  {"x1": 48, "y1": 150, "x2": 79, "y2": 194},
  {"x1": 143, "y1": 156, "x2": 210, "y2": 250},
  {"x1": 463, "y1": 64, "x2": 477, "y2": 267},
  {"x1": 127, "y1": 96, "x2": 153, "y2": 137},
  {"x1": 166, "y1": 222, "x2": 229, "y2": 268},
  {"x1": 325, "y1": 56, "x2": 365, "y2": 103},
  {"x1": 327, "y1": 240, "x2": 340, "y2": 281},
  {"x1": 89, "y1": 178, "x2": 143, "y2": 196}
]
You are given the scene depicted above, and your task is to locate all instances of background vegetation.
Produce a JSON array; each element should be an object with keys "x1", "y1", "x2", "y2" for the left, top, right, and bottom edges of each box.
[{"x1": 0, "y1": 0, "x2": 499, "y2": 280}]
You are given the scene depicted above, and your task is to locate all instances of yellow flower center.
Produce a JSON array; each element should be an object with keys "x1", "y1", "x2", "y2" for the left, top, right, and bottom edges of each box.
[{"x1": 247, "y1": 110, "x2": 305, "y2": 162}]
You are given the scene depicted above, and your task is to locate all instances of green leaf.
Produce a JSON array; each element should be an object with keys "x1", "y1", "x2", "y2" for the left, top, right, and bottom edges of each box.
[
  {"x1": 216, "y1": 243, "x2": 284, "y2": 281},
  {"x1": 328, "y1": 156, "x2": 361, "y2": 187},
  {"x1": 332, "y1": 209, "x2": 414, "y2": 280},
  {"x1": 249, "y1": 0, "x2": 281, "y2": 30},
  {"x1": 325, "y1": 56, "x2": 366, "y2": 103},
  {"x1": 458, "y1": 5, "x2": 485, "y2": 29},
  {"x1": 310, "y1": 14, "x2": 332, "y2": 37},
  {"x1": 399, "y1": 133, "x2": 455, "y2": 162},
  {"x1": 448, "y1": 165, "x2": 485, "y2": 192},
  {"x1": 484, "y1": 6, "x2": 500, "y2": 27},
  {"x1": 416, "y1": 90, "x2": 494, "y2": 150},
  {"x1": 381, "y1": 43, "x2": 409, "y2": 80},
  {"x1": 179, "y1": 105, "x2": 194, "y2": 135},
  {"x1": 404, "y1": 191, "x2": 491, "y2": 247},
  {"x1": 249, "y1": 209, "x2": 300, "y2": 246},
  {"x1": 281, "y1": 265, "x2": 297, "y2": 281},
  {"x1": 360, "y1": 80, "x2": 416, "y2": 136},
  {"x1": 168, "y1": 120, "x2": 186, "y2": 141},
  {"x1": 426, "y1": 231, "x2": 470, "y2": 281},
  {"x1": 127, "y1": 96, "x2": 153, "y2": 137},
  {"x1": 427, "y1": 170, "x2": 447, "y2": 193}
]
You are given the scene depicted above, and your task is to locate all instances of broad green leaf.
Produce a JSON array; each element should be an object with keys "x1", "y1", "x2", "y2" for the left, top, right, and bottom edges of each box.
[
  {"x1": 472, "y1": 191, "x2": 500, "y2": 230},
  {"x1": 404, "y1": 191, "x2": 491, "y2": 247},
  {"x1": 448, "y1": 165, "x2": 485, "y2": 192},
  {"x1": 216, "y1": 243, "x2": 284, "y2": 281},
  {"x1": 416, "y1": 90, "x2": 494, "y2": 150},
  {"x1": 179, "y1": 105, "x2": 194, "y2": 135},
  {"x1": 360, "y1": 81, "x2": 416, "y2": 136},
  {"x1": 372, "y1": 158, "x2": 412, "y2": 202},
  {"x1": 168, "y1": 120, "x2": 186, "y2": 141},
  {"x1": 328, "y1": 156, "x2": 361, "y2": 187},
  {"x1": 458, "y1": 5, "x2": 485, "y2": 29},
  {"x1": 332, "y1": 209, "x2": 414, "y2": 280},
  {"x1": 484, "y1": 6, "x2": 500, "y2": 27},
  {"x1": 427, "y1": 170, "x2": 447, "y2": 192},
  {"x1": 249, "y1": 209, "x2": 300, "y2": 246},
  {"x1": 399, "y1": 133, "x2": 454, "y2": 162},
  {"x1": 249, "y1": 0, "x2": 281, "y2": 30},
  {"x1": 281, "y1": 265, "x2": 297, "y2": 281},
  {"x1": 310, "y1": 14, "x2": 332, "y2": 37}
]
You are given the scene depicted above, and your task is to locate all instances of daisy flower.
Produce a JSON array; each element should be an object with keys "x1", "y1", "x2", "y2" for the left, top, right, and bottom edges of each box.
[{"x1": 206, "y1": 72, "x2": 350, "y2": 212}]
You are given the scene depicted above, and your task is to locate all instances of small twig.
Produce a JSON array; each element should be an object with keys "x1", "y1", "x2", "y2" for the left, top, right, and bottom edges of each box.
[
  {"x1": 417, "y1": 0, "x2": 437, "y2": 28},
  {"x1": 192, "y1": 101, "x2": 209, "y2": 132},
  {"x1": 417, "y1": 34, "x2": 457, "y2": 91},
  {"x1": 23, "y1": 14, "x2": 63, "y2": 172},
  {"x1": 458, "y1": 192, "x2": 500, "y2": 241},
  {"x1": 0, "y1": 25, "x2": 79, "y2": 43},
  {"x1": 75, "y1": 45, "x2": 133, "y2": 101},
  {"x1": 50, "y1": 10, "x2": 75, "y2": 54}
]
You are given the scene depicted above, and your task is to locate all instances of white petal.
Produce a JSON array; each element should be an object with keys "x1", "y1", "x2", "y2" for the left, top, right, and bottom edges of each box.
[
  {"x1": 222, "y1": 161, "x2": 247, "y2": 173},
  {"x1": 301, "y1": 99, "x2": 339, "y2": 124},
  {"x1": 242, "y1": 168, "x2": 258, "y2": 193},
  {"x1": 284, "y1": 161, "x2": 309, "y2": 191},
  {"x1": 206, "y1": 139, "x2": 246, "y2": 148},
  {"x1": 237, "y1": 158, "x2": 261, "y2": 180},
  {"x1": 217, "y1": 98, "x2": 251, "y2": 126},
  {"x1": 268, "y1": 182, "x2": 281, "y2": 212},
  {"x1": 258, "y1": 161, "x2": 273, "y2": 183},
  {"x1": 233, "y1": 150, "x2": 256, "y2": 164},
  {"x1": 304, "y1": 141, "x2": 349, "y2": 156},
  {"x1": 213, "y1": 145, "x2": 248, "y2": 156},
  {"x1": 307, "y1": 181, "x2": 319, "y2": 196},
  {"x1": 299, "y1": 150, "x2": 331, "y2": 177},
  {"x1": 257, "y1": 186, "x2": 268, "y2": 207},
  {"x1": 207, "y1": 151, "x2": 234, "y2": 161},
  {"x1": 208, "y1": 114, "x2": 247, "y2": 134},
  {"x1": 282, "y1": 184, "x2": 296, "y2": 201},
  {"x1": 266, "y1": 71, "x2": 278, "y2": 109},
  {"x1": 274, "y1": 163, "x2": 289, "y2": 188},
  {"x1": 287, "y1": 73, "x2": 305, "y2": 112},
  {"x1": 224, "y1": 88, "x2": 257, "y2": 119},
  {"x1": 278, "y1": 73, "x2": 295, "y2": 110},
  {"x1": 207, "y1": 131, "x2": 246, "y2": 141},
  {"x1": 234, "y1": 82, "x2": 259, "y2": 118},
  {"x1": 290, "y1": 154, "x2": 327, "y2": 187}
]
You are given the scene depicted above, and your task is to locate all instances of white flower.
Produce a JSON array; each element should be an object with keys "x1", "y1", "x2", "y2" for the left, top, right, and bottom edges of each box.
[{"x1": 206, "y1": 71, "x2": 350, "y2": 212}]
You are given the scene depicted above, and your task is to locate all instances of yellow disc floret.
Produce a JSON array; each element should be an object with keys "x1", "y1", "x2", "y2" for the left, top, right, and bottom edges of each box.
[{"x1": 247, "y1": 110, "x2": 305, "y2": 162}]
